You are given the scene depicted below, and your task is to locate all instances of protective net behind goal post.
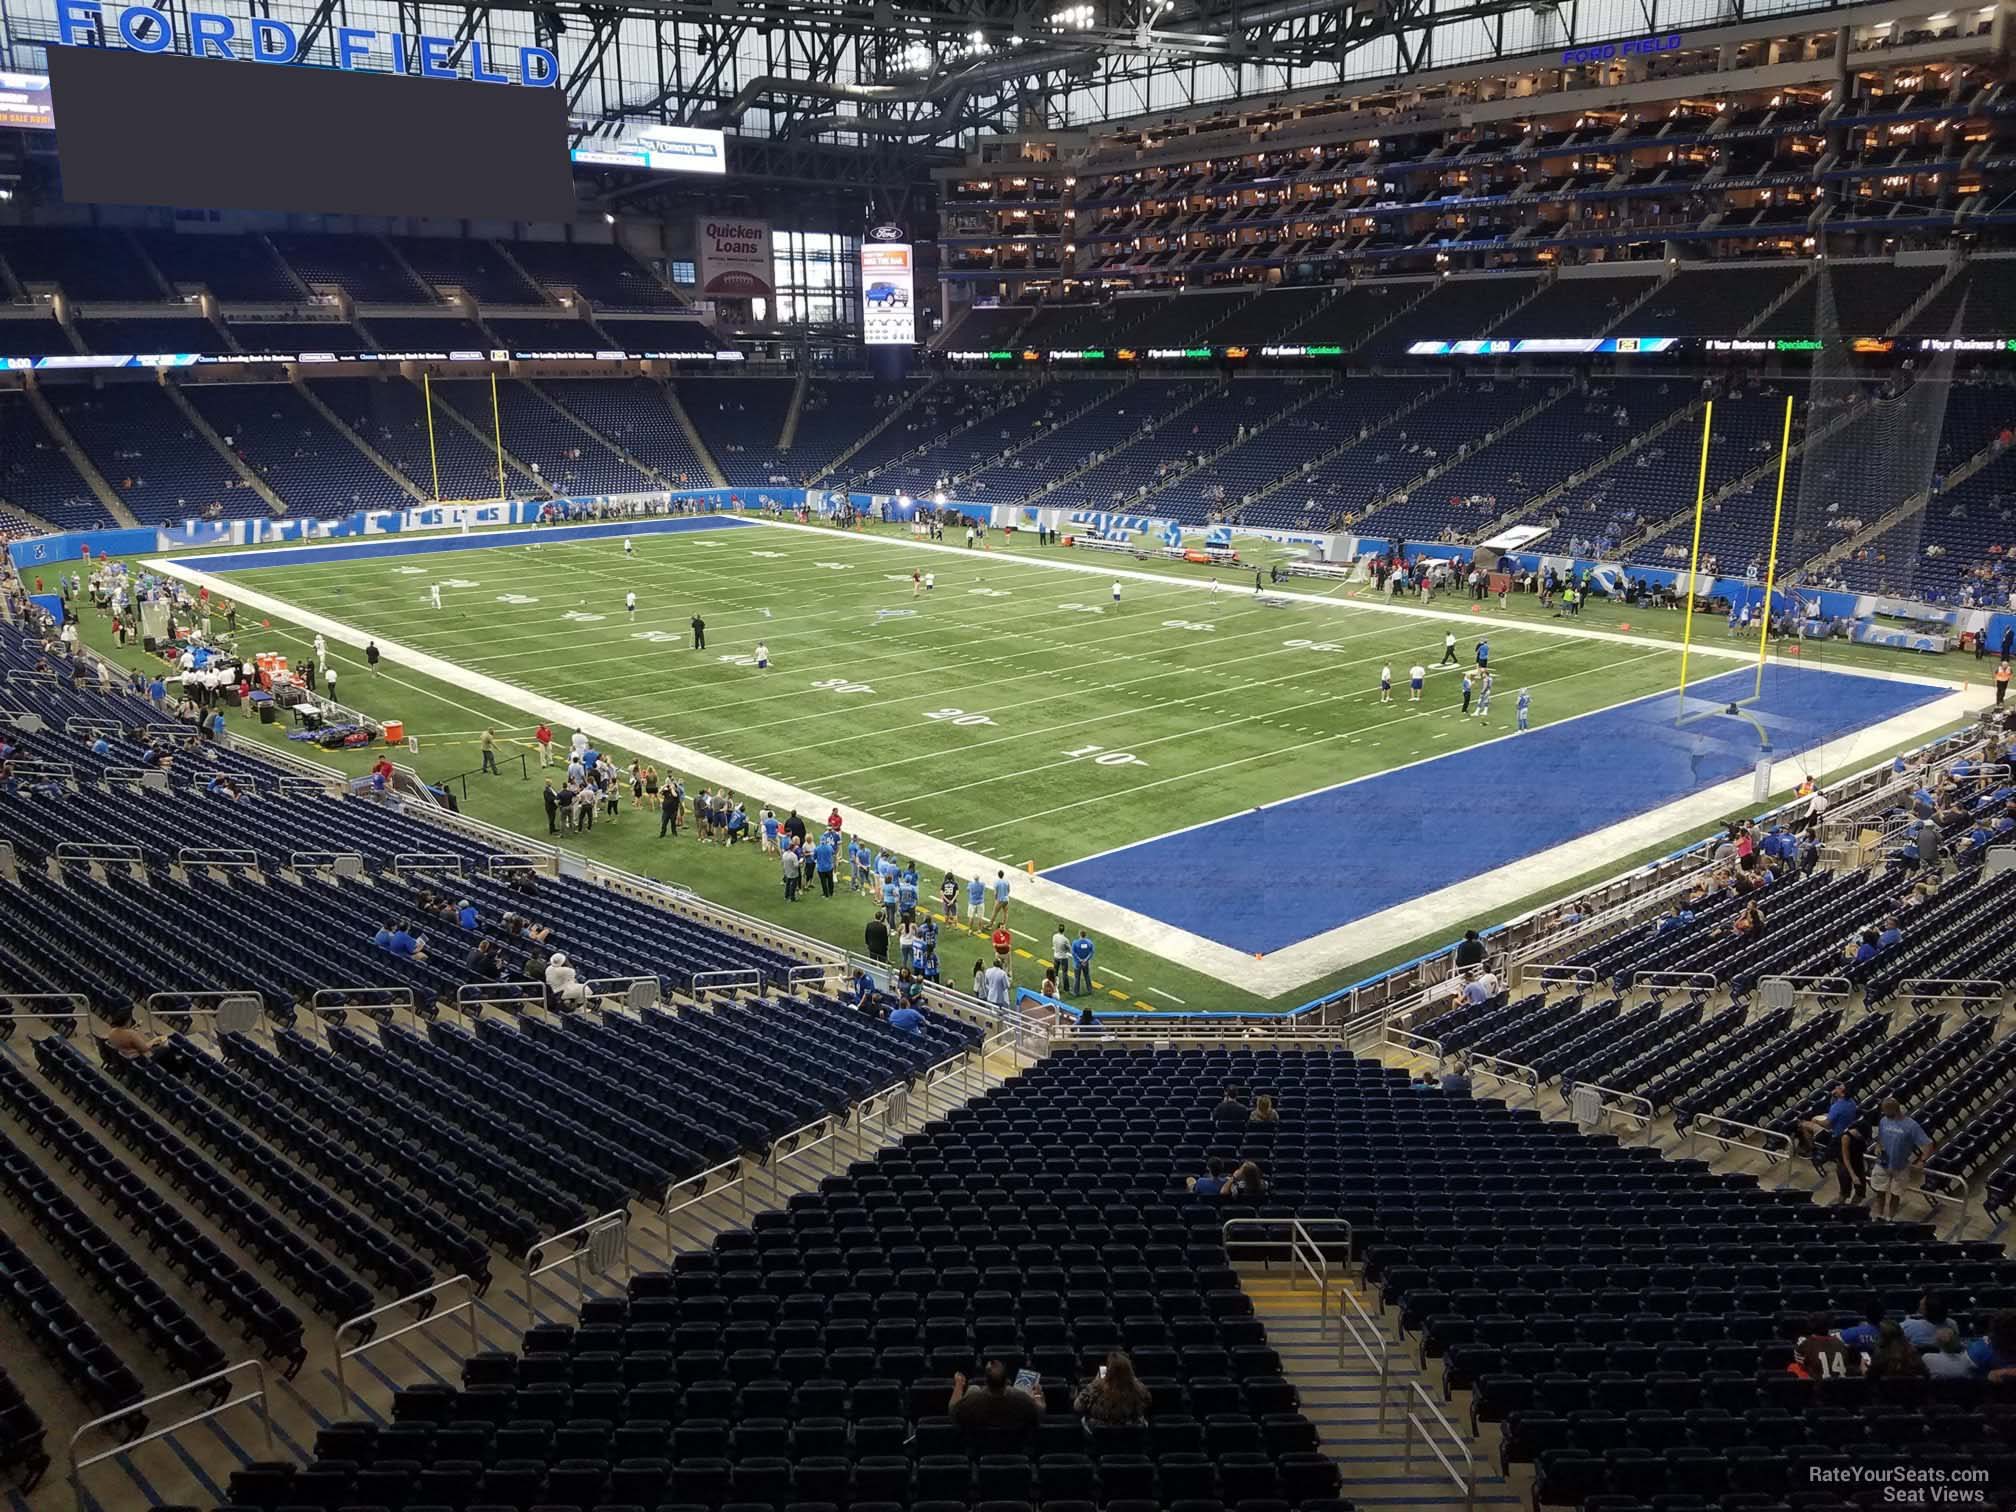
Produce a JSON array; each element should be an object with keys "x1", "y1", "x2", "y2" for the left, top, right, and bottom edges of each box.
[{"x1": 1783, "y1": 261, "x2": 1956, "y2": 609}]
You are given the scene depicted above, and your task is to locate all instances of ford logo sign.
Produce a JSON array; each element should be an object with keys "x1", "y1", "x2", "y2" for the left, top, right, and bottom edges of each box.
[{"x1": 868, "y1": 224, "x2": 906, "y2": 242}]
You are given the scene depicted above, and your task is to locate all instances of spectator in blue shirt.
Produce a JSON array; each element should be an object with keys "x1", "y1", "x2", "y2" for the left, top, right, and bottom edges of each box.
[
  {"x1": 1189, "y1": 1157, "x2": 1229, "y2": 1197},
  {"x1": 1850, "y1": 928, "x2": 1880, "y2": 965},
  {"x1": 456, "y1": 899, "x2": 478, "y2": 930},
  {"x1": 1872, "y1": 1097, "x2": 1934, "y2": 1219},
  {"x1": 897, "y1": 873, "x2": 918, "y2": 919},
  {"x1": 1070, "y1": 930, "x2": 1094, "y2": 995},
  {"x1": 372, "y1": 924, "x2": 394, "y2": 950},
  {"x1": 1799, "y1": 1083, "x2": 1857, "y2": 1155},
  {"x1": 387, "y1": 923, "x2": 422, "y2": 958},
  {"x1": 1876, "y1": 916, "x2": 1902, "y2": 949},
  {"x1": 850, "y1": 970, "x2": 877, "y2": 1011},
  {"x1": 888, "y1": 1003, "x2": 924, "y2": 1034},
  {"x1": 1965, "y1": 1310, "x2": 2016, "y2": 1379},
  {"x1": 966, "y1": 875, "x2": 987, "y2": 924},
  {"x1": 880, "y1": 876, "x2": 900, "y2": 929},
  {"x1": 991, "y1": 871, "x2": 1012, "y2": 927},
  {"x1": 813, "y1": 837, "x2": 837, "y2": 896}
]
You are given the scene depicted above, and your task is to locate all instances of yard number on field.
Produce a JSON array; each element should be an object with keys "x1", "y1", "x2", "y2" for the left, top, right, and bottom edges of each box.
[
  {"x1": 924, "y1": 707, "x2": 995, "y2": 728},
  {"x1": 1057, "y1": 602, "x2": 1105, "y2": 615},
  {"x1": 1163, "y1": 619, "x2": 1215, "y2": 633},
  {"x1": 1283, "y1": 637, "x2": 1345, "y2": 653},
  {"x1": 812, "y1": 677, "x2": 874, "y2": 694},
  {"x1": 1063, "y1": 743, "x2": 1146, "y2": 767}
]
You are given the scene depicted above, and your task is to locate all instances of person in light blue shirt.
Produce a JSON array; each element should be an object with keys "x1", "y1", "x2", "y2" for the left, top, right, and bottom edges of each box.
[
  {"x1": 813, "y1": 837, "x2": 837, "y2": 897},
  {"x1": 456, "y1": 900, "x2": 478, "y2": 930},
  {"x1": 762, "y1": 810, "x2": 781, "y2": 851},
  {"x1": 1474, "y1": 639, "x2": 1489, "y2": 669},
  {"x1": 1876, "y1": 917, "x2": 1902, "y2": 950},
  {"x1": 888, "y1": 1003, "x2": 925, "y2": 1033},
  {"x1": 897, "y1": 873, "x2": 919, "y2": 919},
  {"x1": 1872, "y1": 1096, "x2": 1935, "y2": 1219},
  {"x1": 1070, "y1": 930, "x2": 1094, "y2": 995},
  {"x1": 387, "y1": 924, "x2": 421, "y2": 958},
  {"x1": 967, "y1": 875, "x2": 987, "y2": 925},
  {"x1": 880, "y1": 876, "x2": 900, "y2": 929},
  {"x1": 991, "y1": 871, "x2": 1012, "y2": 927},
  {"x1": 1515, "y1": 688, "x2": 1530, "y2": 731},
  {"x1": 849, "y1": 840, "x2": 869, "y2": 891},
  {"x1": 877, "y1": 851, "x2": 898, "y2": 884},
  {"x1": 89, "y1": 736, "x2": 110, "y2": 758},
  {"x1": 372, "y1": 924, "x2": 395, "y2": 951}
]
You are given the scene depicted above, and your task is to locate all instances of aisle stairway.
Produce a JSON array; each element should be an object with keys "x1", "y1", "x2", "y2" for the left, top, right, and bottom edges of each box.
[{"x1": 1240, "y1": 1261, "x2": 1520, "y2": 1512}]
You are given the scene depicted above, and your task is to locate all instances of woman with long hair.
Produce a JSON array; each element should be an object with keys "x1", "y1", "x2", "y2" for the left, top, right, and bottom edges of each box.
[{"x1": 1074, "y1": 1351, "x2": 1152, "y2": 1427}]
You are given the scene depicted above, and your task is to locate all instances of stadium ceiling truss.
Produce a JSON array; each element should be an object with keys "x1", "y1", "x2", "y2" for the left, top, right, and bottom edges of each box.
[{"x1": 0, "y1": 0, "x2": 1904, "y2": 193}]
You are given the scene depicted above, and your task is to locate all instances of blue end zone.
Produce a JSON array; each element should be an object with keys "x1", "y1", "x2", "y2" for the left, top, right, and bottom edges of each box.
[
  {"x1": 162, "y1": 514, "x2": 752, "y2": 574},
  {"x1": 1042, "y1": 665, "x2": 1951, "y2": 956}
]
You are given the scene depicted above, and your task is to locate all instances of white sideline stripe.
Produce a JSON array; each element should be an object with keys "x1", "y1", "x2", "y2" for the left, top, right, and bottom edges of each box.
[{"x1": 144, "y1": 523, "x2": 1978, "y2": 997}]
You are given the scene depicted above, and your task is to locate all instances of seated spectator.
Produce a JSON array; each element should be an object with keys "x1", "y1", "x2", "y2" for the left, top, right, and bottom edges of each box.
[
  {"x1": 949, "y1": 1361, "x2": 1043, "y2": 1443},
  {"x1": 888, "y1": 999, "x2": 925, "y2": 1034},
  {"x1": 1966, "y1": 1309, "x2": 2016, "y2": 1380},
  {"x1": 1190, "y1": 1157, "x2": 1230, "y2": 1196},
  {"x1": 456, "y1": 898, "x2": 478, "y2": 930},
  {"x1": 1210, "y1": 1086, "x2": 1248, "y2": 1122},
  {"x1": 1250, "y1": 1093, "x2": 1280, "y2": 1124},
  {"x1": 387, "y1": 922, "x2": 423, "y2": 959},
  {"x1": 1224, "y1": 1160, "x2": 1266, "y2": 1199},
  {"x1": 100, "y1": 1025, "x2": 168, "y2": 1059},
  {"x1": 1073, "y1": 1352, "x2": 1152, "y2": 1427},
  {"x1": 503, "y1": 912, "x2": 551, "y2": 945},
  {"x1": 1440, "y1": 1057, "x2": 1473, "y2": 1096},
  {"x1": 1789, "y1": 1314, "x2": 1862, "y2": 1379},
  {"x1": 465, "y1": 938, "x2": 501, "y2": 980},
  {"x1": 1798, "y1": 1082, "x2": 1856, "y2": 1155},
  {"x1": 1865, "y1": 1321, "x2": 1928, "y2": 1380},
  {"x1": 1926, "y1": 1328, "x2": 1974, "y2": 1378},
  {"x1": 544, "y1": 952, "x2": 591, "y2": 1006}
]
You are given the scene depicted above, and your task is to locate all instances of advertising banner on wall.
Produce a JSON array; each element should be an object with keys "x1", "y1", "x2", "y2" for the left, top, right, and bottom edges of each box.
[
  {"x1": 695, "y1": 216, "x2": 773, "y2": 298},
  {"x1": 861, "y1": 228, "x2": 915, "y2": 346}
]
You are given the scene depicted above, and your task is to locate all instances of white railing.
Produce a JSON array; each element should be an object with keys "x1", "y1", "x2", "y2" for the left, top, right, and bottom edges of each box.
[
  {"x1": 754, "y1": 1113, "x2": 848, "y2": 1212},
  {"x1": 0, "y1": 992, "x2": 96, "y2": 1041},
  {"x1": 53, "y1": 841, "x2": 143, "y2": 870},
  {"x1": 175, "y1": 846, "x2": 261, "y2": 871},
  {"x1": 1333, "y1": 1279, "x2": 1394, "y2": 1427},
  {"x1": 289, "y1": 849, "x2": 366, "y2": 875},
  {"x1": 332, "y1": 1276, "x2": 482, "y2": 1416},
  {"x1": 1633, "y1": 969, "x2": 1720, "y2": 994},
  {"x1": 1052, "y1": 1019, "x2": 1351, "y2": 1047},
  {"x1": 391, "y1": 851, "x2": 465, "y2": 875},
  {"x1": 310, "y1": 985, "x2": 418, "y2": 1025},
  {"x1": 141, "y1": 991, "x2": 261, "y2": 1038},
  {"x1": 67, "y1": 1360, "x2": 273, "y2": 1512},
  {"x1": 690, "y1": 968, "x2": 761, "y2": 998},
  {"x1": 661, "y1": 1155, "x2": 749, "y2": 1253},
  {"x1": 1381, "y1": 1024, "x2": 1444, "y2": 1061},
  {"x1": 1465, "y1": 1049, "x2": 1540, "y2": 1095},
  {"x1": 1222, "y1": 1216, "x2": 1353, "y2": 1321},
  {"x1": 1897, "y1": 978, "x2": 2004, "y2": 1014},
  {"x1": 1514, "y1": 963, "x2": 1598, "y2": 990},
  {"x1": 1757, "y1": 975, "x2": 1853, "y2": 1010},
  {"x1": 521, "y1": 1209, "x2": 631, "y2": 1325},
  {"x1": 1402, "y1": 1379, "x2": 1475, "y2": 1512},
  {"x1": 1690, "y1": 1111, "x2": 1796, "y2": 1164},
  {"x1": 1563, "y1": 1078, "x2": 1655, "y2": 1129}
]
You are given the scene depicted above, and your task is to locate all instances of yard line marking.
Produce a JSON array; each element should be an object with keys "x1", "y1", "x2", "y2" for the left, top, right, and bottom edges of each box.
[{"x1": 1146, "y1": 986, "x2": 1185, "y2": 1002}]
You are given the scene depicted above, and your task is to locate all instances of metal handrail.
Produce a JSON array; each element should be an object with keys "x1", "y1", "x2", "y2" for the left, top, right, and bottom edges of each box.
[
  {"x1": 391, "y1": 851, "x2": 465, "y2": 874},
  {"x1": 1381, "y1": 1024, "x2": 1444, "y2": 1060},
  {"x1": 1402, "y1": 1379, "x2": 1474, "y2": 1512},
  {"x1": 521, "y1": 1209, "x2": 630, "y2": 1325},
  {"x1": 1898, "y1": 978, "x2": 2004, "y2": 1009},
  {"x1": 1758, "y1": 975, "x2": 1853, "y2": 1009},
  {"x1": 691, "y1": 968, "x2": 760, "y2": 998},
  {"x1": 1515, "y1": 962, "x2": 1598, "y2": 989},
  {"x1": 332, "y1": 1275, "x2": 481, "y2": 1416},
  {"x1": 1465, "y1": 1049, "x2": 1541, "y2": 1092},
  {"x1": 1563, "y1": 1078, "x2": 1656, "y2": 1129},
  {"x1": 175, "y1": 846, "x2": 260, "y2": 870},
  {"x1": 1633, "y1": 969, "x2": 1721, "y2": 993},
  {"x1": 1691, "y1": 1111, "x2": 1797, "y2": 1164},
  {"x1": 310, "y1": 985, "x2": 417, "y2": 1023},
  {"x1": 67, "y1": 1360, "x2": 273, "y2": 1512},
  {"x1": 1223, "y1": 1216, "x2": 1352, "y2": 1321},
  {"x1": 288, "y1": 849, "x2": 365, "y2": 873},
  {"x1": 140, "y1": 992, "x2": 256, "y2": 1038},
  {"x1": 661, "y1": 1154, "x2": 748, "y2": 1253},
  {"x1": 1333, "y1": 1280, "x2": 1394, "y2": 1427},
  {"x1": 53, "y1": 841, "x2": 143, "y2": 868}
]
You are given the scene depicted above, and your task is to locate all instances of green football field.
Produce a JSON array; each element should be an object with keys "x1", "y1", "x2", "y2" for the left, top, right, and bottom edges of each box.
[
  {"x1": 203, "y1": 521, "x2": 1689, "y2": 869},
  {"x1": 92, "y1": 518, "x2": 1981, "y2": 1011}
]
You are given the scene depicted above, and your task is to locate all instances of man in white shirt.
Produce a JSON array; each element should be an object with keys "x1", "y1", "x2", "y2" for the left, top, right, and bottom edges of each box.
[
  {"x1": 626, "y1": 591, "x2": 637, "y2": 621},
  {"x1": 1441, "y1": 631, "x2": 1458, "y2": 665},
  {"x1": 981, "y1": 962, "x2": 1012, "y2": 1007},
  {"x1": 545, "y1": 953, "x2": 590, "y2": 1006}
]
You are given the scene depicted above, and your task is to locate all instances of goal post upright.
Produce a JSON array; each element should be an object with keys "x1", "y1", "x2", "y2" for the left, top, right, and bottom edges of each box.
[
  {"x1": 1674, "y1": 400, "x2": 1715, "y2": 718},
  {"x1": 1752, "y1": 393, "x2": 1795, "y2": 699}
]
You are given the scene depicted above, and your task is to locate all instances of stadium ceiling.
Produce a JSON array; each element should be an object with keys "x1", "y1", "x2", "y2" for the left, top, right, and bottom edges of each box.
[{"x1": 0, "y1": 0, "x2": 1913, "y2": 199}]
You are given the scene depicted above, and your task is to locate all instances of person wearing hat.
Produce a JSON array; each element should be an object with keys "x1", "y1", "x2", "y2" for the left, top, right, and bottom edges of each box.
[
  {"x1": 456, "y1": 899, "x2": 478, "y2": 930},
  {"x1": 544, "y1": 952, "x2": 590, "y2": 1006}
]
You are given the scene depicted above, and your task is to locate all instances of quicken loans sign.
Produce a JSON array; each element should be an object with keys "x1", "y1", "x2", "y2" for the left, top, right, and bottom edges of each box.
[{"x1": 56, "y1": 2, "x2": 560, "y2": 86}]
